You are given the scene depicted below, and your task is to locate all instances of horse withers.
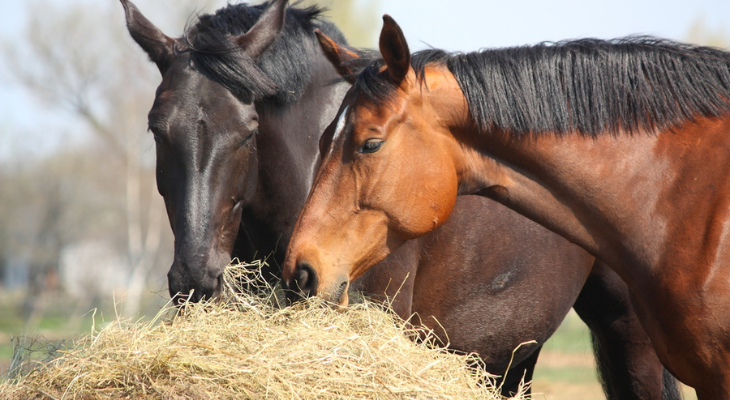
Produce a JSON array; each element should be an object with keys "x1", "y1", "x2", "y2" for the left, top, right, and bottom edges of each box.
[{"x1": 283, "y1": 15, "x2": 730, "y2": 399}]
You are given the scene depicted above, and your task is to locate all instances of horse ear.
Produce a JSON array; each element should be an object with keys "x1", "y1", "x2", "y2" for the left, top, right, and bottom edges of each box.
[
  {"x1": 233, "y1": 0, "x2": 288, "y2": 60},
  {"x1": 379, "y1": 15, "x2": 411, "y2": 84},
  {"x1": 315, "y1": 29, "x2": 360, "y2": 84},
  {"x1": 120, "y1": 0, "x2": 174, "y2": 75}
]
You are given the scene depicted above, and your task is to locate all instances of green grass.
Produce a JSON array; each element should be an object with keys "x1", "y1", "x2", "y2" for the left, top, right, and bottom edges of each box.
[
  {"x1": 534, "y1": 364, "x2": 597, "y2": 385},
  {"x1": 0, "y1": 306, "x2": 22, "y2": 332},
  {"x1": 540, "y1": 312, "x2": 592, "y2": 354},
  {"x1": 0, "y1": 344, "x2": 13, "y2": 364}
]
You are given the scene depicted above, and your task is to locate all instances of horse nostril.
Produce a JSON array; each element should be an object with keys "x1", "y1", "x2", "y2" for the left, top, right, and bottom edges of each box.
[
  {"x1": 292, "y1": 262, "x2": 318, "y2": 297},
  {"x1": 333, "y1": 280, "x2": 348, "y2": 304}
]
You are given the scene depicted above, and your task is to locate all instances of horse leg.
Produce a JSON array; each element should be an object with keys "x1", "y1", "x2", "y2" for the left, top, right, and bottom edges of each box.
[
  {"x1": 572, "y1": 261, "x2": 680, "y2": 400},
  {"x1": 495, "y1": 344, "x2": 541, "y2": 398}
]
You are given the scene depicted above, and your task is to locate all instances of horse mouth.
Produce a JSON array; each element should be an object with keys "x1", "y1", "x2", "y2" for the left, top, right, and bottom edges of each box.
[
  {"x1": 283, "y1": 278, "x2": 349, "y2": 307},
  {"x1": 171, "y1": 275, "x2": 224, "y2": 306}
]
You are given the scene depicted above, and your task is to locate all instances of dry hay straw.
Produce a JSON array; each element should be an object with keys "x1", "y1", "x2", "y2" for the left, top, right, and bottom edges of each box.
[{"x1": 1, "y1": 260, "x2": 529, "y2": 399}]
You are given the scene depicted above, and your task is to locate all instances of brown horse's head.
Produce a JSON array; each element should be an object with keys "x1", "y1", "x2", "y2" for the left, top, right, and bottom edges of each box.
[
  {"x1": 122, "y1": 0, "x2": 287, "y2": 303},
  {"x1": 282, "y1": 16, "x2": 466, "y2": 304}
]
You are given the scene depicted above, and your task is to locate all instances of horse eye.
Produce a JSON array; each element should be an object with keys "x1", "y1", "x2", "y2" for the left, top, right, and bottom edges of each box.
[
  {"x1": 360, "y1": 139, "x2": 383, "y2": 154},
  {"x1": 150, "y1": 131, "x2": 163, "y2": 144},
  {"x1": 240, "y1": 129, "x2": 258, "y2": 148},
  {"x1": 149, "y1": 127, "x2": 165, "y2": 144}
]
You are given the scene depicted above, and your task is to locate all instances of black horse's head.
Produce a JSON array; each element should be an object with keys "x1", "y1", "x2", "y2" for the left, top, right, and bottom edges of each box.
[{"x1": 121, "y1": 0, "x2": 288, "y2": 303}]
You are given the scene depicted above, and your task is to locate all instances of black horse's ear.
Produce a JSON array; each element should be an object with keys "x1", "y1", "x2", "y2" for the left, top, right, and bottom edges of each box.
[
  {"x1": 120, "y1": 0, "x2": 174, "y2": 75},
  {"x1": 315, "y1": 29, "x2": 360, "y2": 84},
  {"x1": 379, "y1": 15, "x2": 411, "y2": 84},
  {"x1": 233, "y1": 0, "x2": 288, "y2": 60}
]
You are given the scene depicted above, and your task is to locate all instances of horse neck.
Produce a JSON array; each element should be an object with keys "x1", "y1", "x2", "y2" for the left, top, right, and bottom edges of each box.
[
  {"x1": 459, "y1": 115, "x2": 730, "y2": 286},
  {"x1": 450, "y1": 122, "x2": 675, "y2": 279},
  {"x1": 244, "y1": 45, "x2": 350, "y2": 254},
  {"x1": 421, "y1": 64, "x2": 730, "y2": 288}
]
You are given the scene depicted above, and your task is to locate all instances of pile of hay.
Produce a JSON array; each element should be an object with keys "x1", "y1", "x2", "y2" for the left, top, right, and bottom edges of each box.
[{"x1": 1, "y1": 261, "x2": 528, "y2": 399}]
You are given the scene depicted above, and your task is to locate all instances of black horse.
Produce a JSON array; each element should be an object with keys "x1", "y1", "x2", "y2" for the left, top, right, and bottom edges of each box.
[
  {"x1": 122, "y1": 0, "x2": 350, "y2": 302},
  {"x1": 121, "y1": 0, "x2": 679, "y2": 397}
]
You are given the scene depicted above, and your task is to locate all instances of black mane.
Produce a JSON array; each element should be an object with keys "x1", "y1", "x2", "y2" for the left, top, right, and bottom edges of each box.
[
  {"x1": 354, "y1": 37, "x2": 730, "y2": 136},
  {"x1": 183, "y1": 2, "x2": 347, "y2": 104}
]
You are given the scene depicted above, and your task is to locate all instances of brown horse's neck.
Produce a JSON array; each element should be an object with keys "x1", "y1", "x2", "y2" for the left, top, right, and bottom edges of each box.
[
  {"x1": 468, "y1": 132, "x2": 664, "y2": 266},
  {"x1": 480, "y1": 120, "x2": 730, "y2": 277},
  {"x1": 428, "y1": 61, "x2": 730, "y2": 284}
]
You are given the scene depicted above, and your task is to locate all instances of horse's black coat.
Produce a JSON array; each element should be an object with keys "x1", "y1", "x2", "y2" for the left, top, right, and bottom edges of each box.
[{"x1": 184, "y1": 1, "x2": 346, "y2": 103}]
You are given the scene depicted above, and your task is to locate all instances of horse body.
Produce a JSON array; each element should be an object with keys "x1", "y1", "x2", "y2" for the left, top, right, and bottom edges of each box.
[
  {"x1": 458, "y1": 103, "x2": 730, "y2": 396},
  {"x1": 441, "y1": 76, "x2": 730, "y2": 392},
  {"x1": 497, "y1": 119, "x2": 730, "y2": 391},
  {"x1": 283, "y1": 15, "x2": 730, "y2": 398},
  {"x1": 356, "y1": 196, "x2": 593, "y2": 383},
  {"x1": 124, "y1": 2, "x2": 678, "y2": 397},
  {"x1": 369, "y1": 196, "x2": 592, "y2": 358}
]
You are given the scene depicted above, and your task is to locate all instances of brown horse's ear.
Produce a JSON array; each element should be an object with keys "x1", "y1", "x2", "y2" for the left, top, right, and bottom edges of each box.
[
  {"x1": 120, "y1": 0, "x2": 174, "y2": 75},
  {"x1": 315, "y1": 29, "x2": 361, "y2": 84},
  {"x1": 379, "y1": 15, "x2": 411, "y2": 84},
  {"x1": 232, "y1": 0, "x2": 288, "y2": 60}
]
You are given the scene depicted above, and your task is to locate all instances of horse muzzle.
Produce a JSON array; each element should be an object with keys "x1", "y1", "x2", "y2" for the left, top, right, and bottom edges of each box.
[
  {"x1": 284, "y1": 260, "x2": 350, "y2": 306},
  {"x1": 167, "y1": 258, "x2": 224, "y2": 304}
]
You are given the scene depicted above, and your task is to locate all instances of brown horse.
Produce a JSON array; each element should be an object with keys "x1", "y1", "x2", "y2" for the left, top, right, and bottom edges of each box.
[
  {"x1": 283, "y1": 16, "x2": 730, "y2": 399},
  {"x1": 123, "y1": 1, "x2": 678, "y2": 397}
]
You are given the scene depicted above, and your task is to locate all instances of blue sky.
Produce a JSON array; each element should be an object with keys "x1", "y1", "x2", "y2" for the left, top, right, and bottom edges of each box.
[
  {"x1": 2, "y1": 0, "x2": 730, "y2": 160},
  {"x1": 378, "y1": 0, "x2": 730, "y2": 52}
]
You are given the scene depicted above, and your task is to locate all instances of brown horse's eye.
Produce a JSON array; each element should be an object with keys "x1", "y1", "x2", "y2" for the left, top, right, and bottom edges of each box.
[{"x1": 361, "y1": 139, "x2": 383, "y2": 154}]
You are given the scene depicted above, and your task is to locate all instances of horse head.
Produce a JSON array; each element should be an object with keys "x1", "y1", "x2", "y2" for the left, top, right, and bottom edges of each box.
[
  {"x1": 122, "y1": 0, "x2": 287, "y2": 303},
  {"x1": 282, "y1": 16, "x2": 463, "y2": 304}
]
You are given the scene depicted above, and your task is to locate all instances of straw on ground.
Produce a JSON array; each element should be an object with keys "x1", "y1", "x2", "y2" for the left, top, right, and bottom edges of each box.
[{"x1": 0, "y1": 260, "x2": 528, "y2": 399}]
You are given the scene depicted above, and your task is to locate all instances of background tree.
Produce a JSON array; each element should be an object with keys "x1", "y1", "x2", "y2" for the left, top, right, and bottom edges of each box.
[
  {"x1": 687, "y1": 17, "x2": 729, "y2": 48},
  {"x1": 0, "y1": 0, "x2": 221, "y2": 319},
  {"x1": 298, "y1": 0, "x2": 379, "y2": 48}
]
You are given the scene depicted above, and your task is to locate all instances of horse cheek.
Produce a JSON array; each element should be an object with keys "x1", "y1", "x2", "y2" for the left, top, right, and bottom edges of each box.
[
  {"x1": 419, "y1": 146, "x2": 459, "y2": 230},
  {"x1": 430, "y1": 170, "x2": 459, "y2": 230},
  {"x1": 396, "y1": 161, "x2": 458, "y2": 239}
]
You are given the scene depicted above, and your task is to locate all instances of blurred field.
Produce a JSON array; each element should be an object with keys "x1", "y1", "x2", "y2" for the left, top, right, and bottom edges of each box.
[
  {"x1": 0, "y1": 289, "x2": 169, "y2": 375},
  {"x1": 531, "y1": 310, "x2": 697, "y2": 400},
  {"x1": 0, "y1": 291, "x2": 698, "y2": 399},
  {"x1": 531, "y1": 311, "x2": 604, "y2": 400}
]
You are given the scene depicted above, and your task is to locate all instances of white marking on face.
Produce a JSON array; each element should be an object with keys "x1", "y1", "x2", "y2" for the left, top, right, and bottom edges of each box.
[
  {"x1": 305, "y1": 84, "x2": 349, "y2": 190},
  {"x1": 332, "y1": 105, "x2": 349, "y2": 142},
  {"x1": 325, "y1": 105, "x2": 349, "y2": 158}
]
